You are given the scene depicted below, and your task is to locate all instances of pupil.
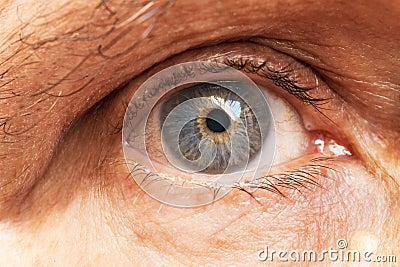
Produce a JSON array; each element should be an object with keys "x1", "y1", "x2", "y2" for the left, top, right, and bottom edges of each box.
[{"x1": 206, "y1": 109, "x2": 231, "y2": 133}]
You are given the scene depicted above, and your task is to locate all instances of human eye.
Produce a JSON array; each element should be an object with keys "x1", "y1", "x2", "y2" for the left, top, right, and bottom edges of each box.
[{"x1": 119, "y1": 42, "x2": 352, "y2": 208}]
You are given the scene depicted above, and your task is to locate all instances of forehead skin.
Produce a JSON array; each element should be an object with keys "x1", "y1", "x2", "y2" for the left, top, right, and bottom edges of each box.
[{"x1": 0, "y1": 0, "x2": 399, "y2": 224}]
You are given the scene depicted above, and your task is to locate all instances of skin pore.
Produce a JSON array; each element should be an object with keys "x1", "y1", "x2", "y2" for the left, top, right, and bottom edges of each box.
[{"x1": 0, "y1": 0, "x2": 399, "y2": 265}]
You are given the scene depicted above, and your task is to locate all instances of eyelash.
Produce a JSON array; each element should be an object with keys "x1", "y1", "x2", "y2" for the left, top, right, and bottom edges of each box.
[
  {"x1": 232, "y1": 157, "x2": 338, "y2": 199},
  {"x1": 211, "y1": 56, "x2": 330, "y2": 110},
  {"x1": 121, "y1": 157, "x2": 338, "y2": 200}
]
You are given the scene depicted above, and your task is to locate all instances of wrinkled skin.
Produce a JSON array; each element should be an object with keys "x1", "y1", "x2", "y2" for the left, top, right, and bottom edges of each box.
[{"x1": 0, "y1": 0, "x2": 399, "y2": 266}]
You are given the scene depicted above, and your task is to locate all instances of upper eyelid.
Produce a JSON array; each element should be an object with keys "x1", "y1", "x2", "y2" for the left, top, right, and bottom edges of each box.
[
  {"x1": 118, "y1": 41, "x2": 341, "y2": 134},
  {"x1": 128, "y1": 42, "x2": 330, "y2": 107},
  {"x1": 210, "y1": 54, "x2": 340, "y2": 127}
]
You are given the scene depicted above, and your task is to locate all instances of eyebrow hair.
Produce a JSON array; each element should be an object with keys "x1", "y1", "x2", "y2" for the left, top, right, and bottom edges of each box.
[
  {"x1": 0, "y1": 0, "x2": 173, "y2": 211},
  {"x1": 0, "y1": 0, "x2": 172, "y2": 131},
  {"x1": 2, "y1": 0, "x2": 171, "y2": 93}
]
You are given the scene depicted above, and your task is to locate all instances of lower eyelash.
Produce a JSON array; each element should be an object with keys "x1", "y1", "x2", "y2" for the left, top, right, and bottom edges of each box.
[
  {"x1": 232, "y1": 157, "x2": 339, "y2": 199},
  {"x1": 123, "y1": 157, "x2": 339, "y2": 200}
]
